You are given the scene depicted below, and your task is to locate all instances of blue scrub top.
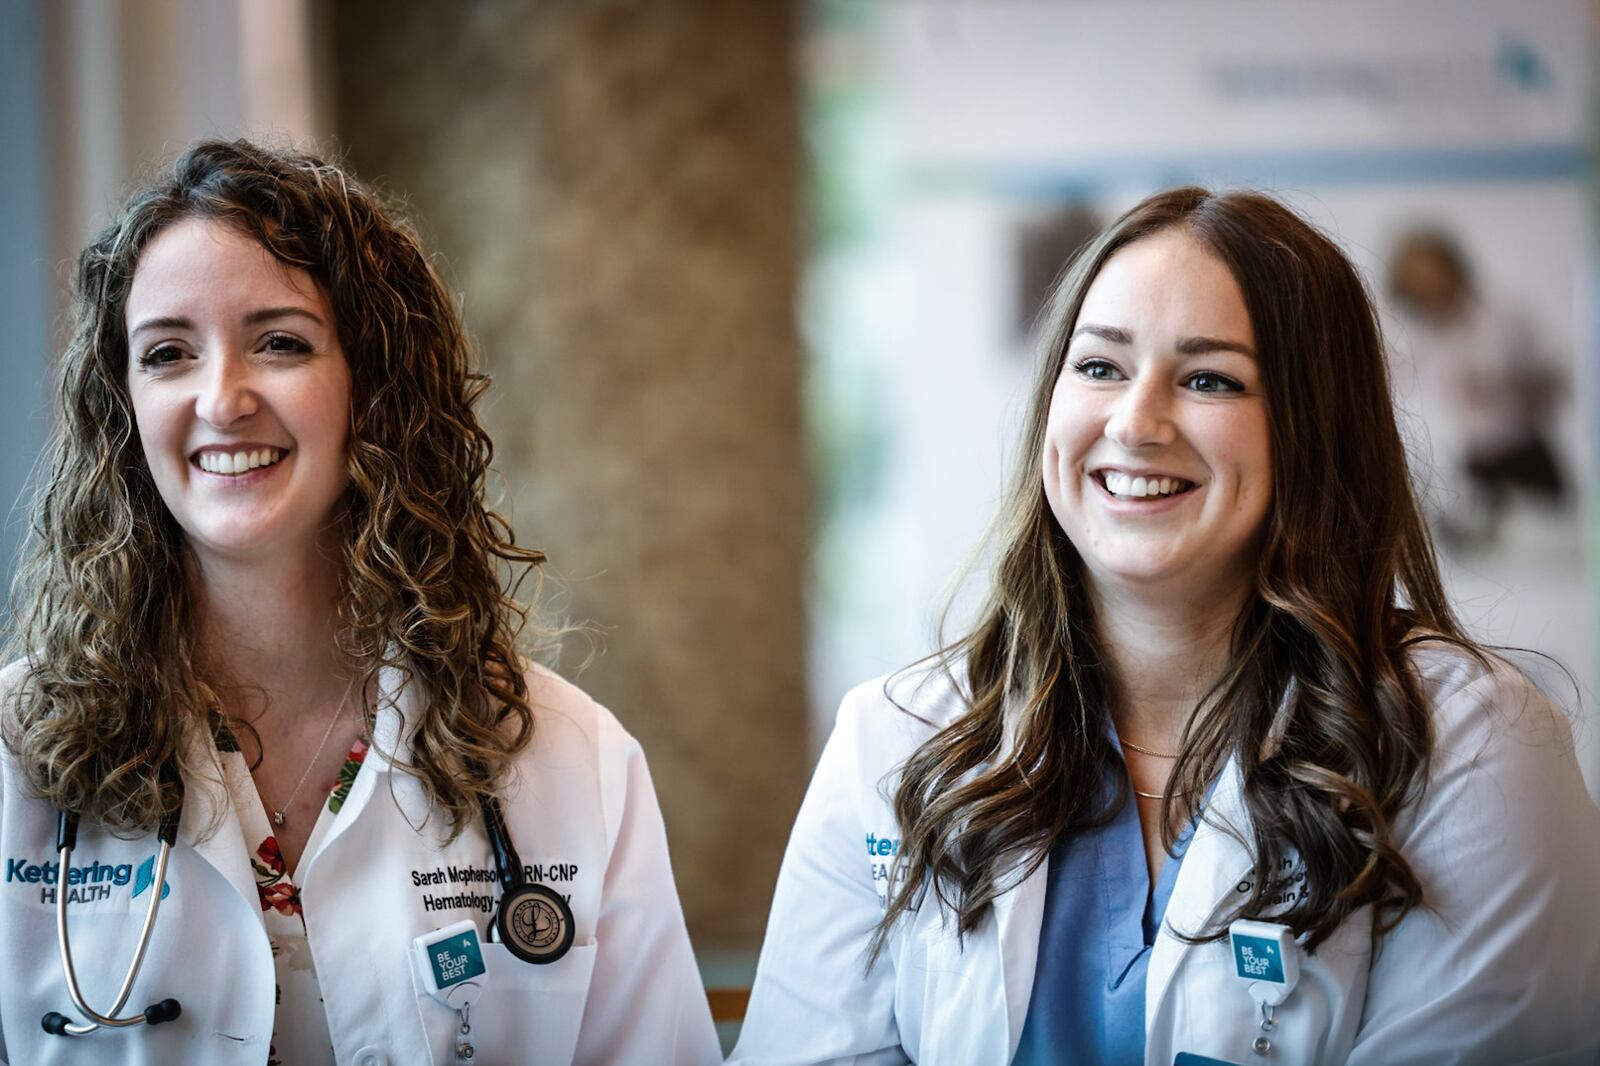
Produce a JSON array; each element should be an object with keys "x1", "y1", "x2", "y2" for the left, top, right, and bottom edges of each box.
[{"x1": 1011, "y1": 745, "x2": 1201, "y2": 1066}]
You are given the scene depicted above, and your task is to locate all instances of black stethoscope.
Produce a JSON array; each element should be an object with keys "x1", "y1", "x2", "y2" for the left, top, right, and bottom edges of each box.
[{"x1": 43, "y1": 770, "x2": 576, "y2": 1037}]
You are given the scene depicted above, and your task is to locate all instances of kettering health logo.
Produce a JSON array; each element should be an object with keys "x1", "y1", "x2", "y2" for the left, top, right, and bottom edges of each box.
[
  {"x1": 1213, "y1": 37, "x2": 1555, "y2": 105},
  {"x1": 5, "y1": 855, "x2": 172, "y2": 905}
]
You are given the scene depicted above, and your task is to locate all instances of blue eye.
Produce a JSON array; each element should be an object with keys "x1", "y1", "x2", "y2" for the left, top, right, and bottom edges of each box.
[
  {"x1": 1187, "y1": 371, "x2": 1244, "y2": 394},
  {"x1": 1074, "y1": 359, "x2": 1123, "y2": 381}
]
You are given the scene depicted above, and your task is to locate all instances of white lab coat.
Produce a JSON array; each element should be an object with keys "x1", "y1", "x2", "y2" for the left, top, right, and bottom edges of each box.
[
  {"x1": 0, "y1": 661, "x2": 721, "y2": 1066},
  {"x1": 731, "y1": 643, "x2": 1600, "y2": 1065}
]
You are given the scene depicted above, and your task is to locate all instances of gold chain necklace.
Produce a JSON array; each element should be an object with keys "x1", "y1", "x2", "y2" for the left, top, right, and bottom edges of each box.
[
  {"x1": 269, "y1": 676, "x2": 358, "y2": 828},
  {"x1": 1117, "y1": 732, "x2": 1178, "y2": 798},
  {"x1": 1118, "y1": 735, "x2": 1179, "y2": 759}
]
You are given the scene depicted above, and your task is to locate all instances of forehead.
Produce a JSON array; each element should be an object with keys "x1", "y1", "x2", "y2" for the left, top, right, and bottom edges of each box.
[
  {"x1": 1076, "y1": 230, "x2": 1255, "y2": 348},
  {"x1": 126, "y1": 217, "x2": 326, "y2": 325}
]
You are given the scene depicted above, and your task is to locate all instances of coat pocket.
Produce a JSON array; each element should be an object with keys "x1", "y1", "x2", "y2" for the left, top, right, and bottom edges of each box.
[{"x1": 412, "y1": 939, "x2": 599, "y2": 1065}]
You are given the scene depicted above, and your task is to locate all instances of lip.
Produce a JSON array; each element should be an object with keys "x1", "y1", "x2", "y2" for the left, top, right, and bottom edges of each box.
[{"x1": 1089, "y1": 465, "x2": 1196, "y2": 482}]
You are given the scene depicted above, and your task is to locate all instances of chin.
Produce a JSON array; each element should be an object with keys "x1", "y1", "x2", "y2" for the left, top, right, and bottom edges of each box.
[
  {"x1": 1085, "y1": 551, "x2": 1195, "y2": 587},
  {"x1": 179, "y1": 514, "x2": 290, "y2": 557}
]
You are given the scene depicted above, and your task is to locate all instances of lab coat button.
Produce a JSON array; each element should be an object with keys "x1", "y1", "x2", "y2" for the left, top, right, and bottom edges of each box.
[{"x1": 353, "y1": 1047, "x2": 391, "y2": 1066}]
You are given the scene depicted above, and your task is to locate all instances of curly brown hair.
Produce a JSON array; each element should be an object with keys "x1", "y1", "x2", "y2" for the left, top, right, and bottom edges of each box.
[
  {"x1": 875, "y1": 187, "x2": 1485, "y2": 960},
  {"x1": 4, "y1": 139, "x2": 546, "y2": 837}
]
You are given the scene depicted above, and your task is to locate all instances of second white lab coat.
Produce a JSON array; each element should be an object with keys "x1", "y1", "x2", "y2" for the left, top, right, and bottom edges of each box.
[{"x1": 731, "y1": 643, "x2": 1600, "y2": 1065}]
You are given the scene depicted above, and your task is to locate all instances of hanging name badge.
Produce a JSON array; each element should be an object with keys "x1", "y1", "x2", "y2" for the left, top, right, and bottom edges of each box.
[
  {"x1": 1228, "y1": 920, "x2": 1301, "y2": 1058},
  {"x1": 414, "y1": 920, "x2": 489, "y2": 1063},
  {"x1": 1229, "y1": 919, "x2": 1300, "y2": 1005}
]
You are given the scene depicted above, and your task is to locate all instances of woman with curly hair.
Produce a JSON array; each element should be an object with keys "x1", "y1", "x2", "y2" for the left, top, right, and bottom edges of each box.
[
  {"x1": 732, "y1": 189, "x2": 1600, "y2": 1064},
  {"x1": 0, "y1": 139, "x2": 719, "y2": 1065}
]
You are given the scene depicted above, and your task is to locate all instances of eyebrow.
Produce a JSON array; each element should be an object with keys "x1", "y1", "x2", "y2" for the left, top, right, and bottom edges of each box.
[
  {"x1": 128, "y1": 306, "x2": 327, "y2": 339},
  {"x1": 1069, "y1": 322, "x2": 1256, "y2": 358}
]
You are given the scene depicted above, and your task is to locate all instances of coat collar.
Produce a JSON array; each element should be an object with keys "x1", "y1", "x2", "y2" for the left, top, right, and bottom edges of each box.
[
  {"x1": 364, "y1": 659, "x2": 424, "y2": 777},
  {"x1": 301, "y1": 660, "x2": 429, "y2": 863}
]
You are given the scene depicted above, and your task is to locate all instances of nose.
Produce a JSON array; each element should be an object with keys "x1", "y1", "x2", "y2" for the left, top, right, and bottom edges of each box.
[
  {"x1": 194, "y1": 354, "x2": 259, "y2": 428},
  {"x1": 1104, "y1": 375, "x2": 1176, "y2": 449}
]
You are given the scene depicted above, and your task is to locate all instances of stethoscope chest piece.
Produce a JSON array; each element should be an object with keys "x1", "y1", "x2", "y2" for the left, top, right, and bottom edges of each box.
[{"x1": 495, "y1": 882, "x2": 574, "y2": 964}]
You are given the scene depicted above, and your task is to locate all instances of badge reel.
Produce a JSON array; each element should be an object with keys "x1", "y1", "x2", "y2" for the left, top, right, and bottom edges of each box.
[
  {"x1": 414, "y1": 920, "x2": 491, "y2": 1064},
  {"x1": 1227, "y1": 920, "x2": 1301, "y2": 1059}
]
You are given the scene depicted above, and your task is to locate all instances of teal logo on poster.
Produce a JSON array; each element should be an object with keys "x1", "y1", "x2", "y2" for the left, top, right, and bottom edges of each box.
[
  {"x1": 427, "y1": 930, "x2": 485, "y2": 989},
  {"x1": 1232, "y1": 934, "x2": 1284, "y2": 983}
]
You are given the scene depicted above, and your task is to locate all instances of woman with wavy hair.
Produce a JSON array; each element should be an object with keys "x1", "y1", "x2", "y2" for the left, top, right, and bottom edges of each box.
[
  {"x1": 0, "y1": 139, "x2": 718, "y2": 1065},
  {"x1": 732, "y1": 188, "x2": 1600, "y2": 1065}
]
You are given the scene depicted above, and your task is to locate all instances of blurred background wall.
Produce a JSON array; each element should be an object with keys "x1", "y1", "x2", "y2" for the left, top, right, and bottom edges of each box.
[
  {"x1": 325, "y1": 1, "x2": 810, "y2": 960},
  {"x1": 2, "y1": 0, "x2": 1596, "y2": 1039}
]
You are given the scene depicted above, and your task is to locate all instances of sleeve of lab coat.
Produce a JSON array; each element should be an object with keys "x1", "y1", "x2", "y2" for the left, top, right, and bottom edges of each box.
[
  {"x1": 571, "y1": 728, "x2": 722, "y2": 1066},
  {"x1": 1346, "y1": 663, "x2": 1600, "y2": 1065},
  {"x1": 729, "y1": 684, "x2": 911, "y2": 1066}
]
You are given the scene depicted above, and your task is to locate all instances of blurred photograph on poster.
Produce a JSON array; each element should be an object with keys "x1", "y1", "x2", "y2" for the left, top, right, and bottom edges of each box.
[{"x1": 1385, "y1": 224, "x2": 1575, "y2": 558}]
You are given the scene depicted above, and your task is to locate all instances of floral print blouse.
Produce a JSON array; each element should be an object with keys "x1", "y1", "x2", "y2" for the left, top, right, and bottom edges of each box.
[{"x1": 219, "y1": 734, "x2": 369, "y2": 1066}]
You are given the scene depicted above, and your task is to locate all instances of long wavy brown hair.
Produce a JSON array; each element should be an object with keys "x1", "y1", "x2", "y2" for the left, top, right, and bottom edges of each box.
[
  {"x1": 877, "y1": 187, "x2": 1483, "y2": 958},
  {"x1": 4, "y1": 139, "x2": 546, "y2": 838}
]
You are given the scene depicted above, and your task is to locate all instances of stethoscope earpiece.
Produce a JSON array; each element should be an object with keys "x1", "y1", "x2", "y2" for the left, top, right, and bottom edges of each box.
[{"x1": 145, "y1": 998, "x2": 182, "y2": 1025}]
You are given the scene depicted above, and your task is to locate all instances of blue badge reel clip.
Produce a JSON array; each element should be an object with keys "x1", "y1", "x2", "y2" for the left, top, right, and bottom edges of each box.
[
  {"x1": 414, "y1": 920, "x2": 489, "y2": 1064},
  {"x1": 1228, "y1": 919, "x2": 1301, "y2": 1059}
]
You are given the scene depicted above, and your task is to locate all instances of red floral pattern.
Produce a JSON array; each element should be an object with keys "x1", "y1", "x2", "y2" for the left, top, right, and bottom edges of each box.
[
  {"x1": 252, "y1": 836, "x2": 303, "y2": 918},
  {"x1": 327, "y1": 737, "x2": 369, "y2": 814}
]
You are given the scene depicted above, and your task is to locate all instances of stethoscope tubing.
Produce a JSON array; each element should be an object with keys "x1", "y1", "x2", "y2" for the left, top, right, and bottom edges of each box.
[
  {"x1": 46, "y1": 773, "x2": 562, "y2": 1035},
  {"x1": 46, "y1": 767, "x2": 184, "y2": 1037},
  {"x1": 52, "y1": 836, "x2": 175, "y2": 1034}
]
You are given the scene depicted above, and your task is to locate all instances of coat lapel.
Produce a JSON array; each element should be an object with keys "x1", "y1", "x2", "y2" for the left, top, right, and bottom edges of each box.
[
  {"x1": 176, "y1": 723, "x2": 263, "y2": 922},
  {"x1": 1146, "y1": 754, "x2": 1255, "y2": 1033},
  {"x1": 994, "y1": 855, "x2": 1049, "y2": 1061}
]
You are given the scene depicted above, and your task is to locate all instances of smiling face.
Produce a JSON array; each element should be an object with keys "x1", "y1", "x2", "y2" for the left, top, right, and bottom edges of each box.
[
  {"x1": 125, "y1": 217, "x2": 352, "y2": 567},
  {"x1": 1041, "y1": 229, "x2": 1272, "y2": 601}
]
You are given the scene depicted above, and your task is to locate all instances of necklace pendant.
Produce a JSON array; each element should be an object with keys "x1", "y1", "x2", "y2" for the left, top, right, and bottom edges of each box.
[{"x1": 272, "y1": 810, "x2": 286, "y2": 828}]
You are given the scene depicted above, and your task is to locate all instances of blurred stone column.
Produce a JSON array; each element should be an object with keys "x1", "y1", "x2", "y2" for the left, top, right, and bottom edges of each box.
[{"x1": 330, "y1": 0, "x2": 808, "y2": 952}]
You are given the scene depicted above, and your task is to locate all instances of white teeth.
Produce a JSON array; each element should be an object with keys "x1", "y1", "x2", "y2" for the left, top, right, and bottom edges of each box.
[
  {"x1": 199, "y1": 447, "x2": 283, "y2": 476},
  {"x1": 1101, "y1": 471, "x2": 1188, "y2": 499}
]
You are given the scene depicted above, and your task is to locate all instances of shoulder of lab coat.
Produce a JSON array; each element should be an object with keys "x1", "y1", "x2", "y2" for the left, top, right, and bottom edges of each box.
[
  {"x1": 730, "y1": 662, "x2": 963, "y2": 1065},
  {"x1": 1347, "y1": 642, "x2": 1600, "y2": 1064},
  {"x1": 518, "y1": 663, "x2": 722, "y2": 1066}
]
